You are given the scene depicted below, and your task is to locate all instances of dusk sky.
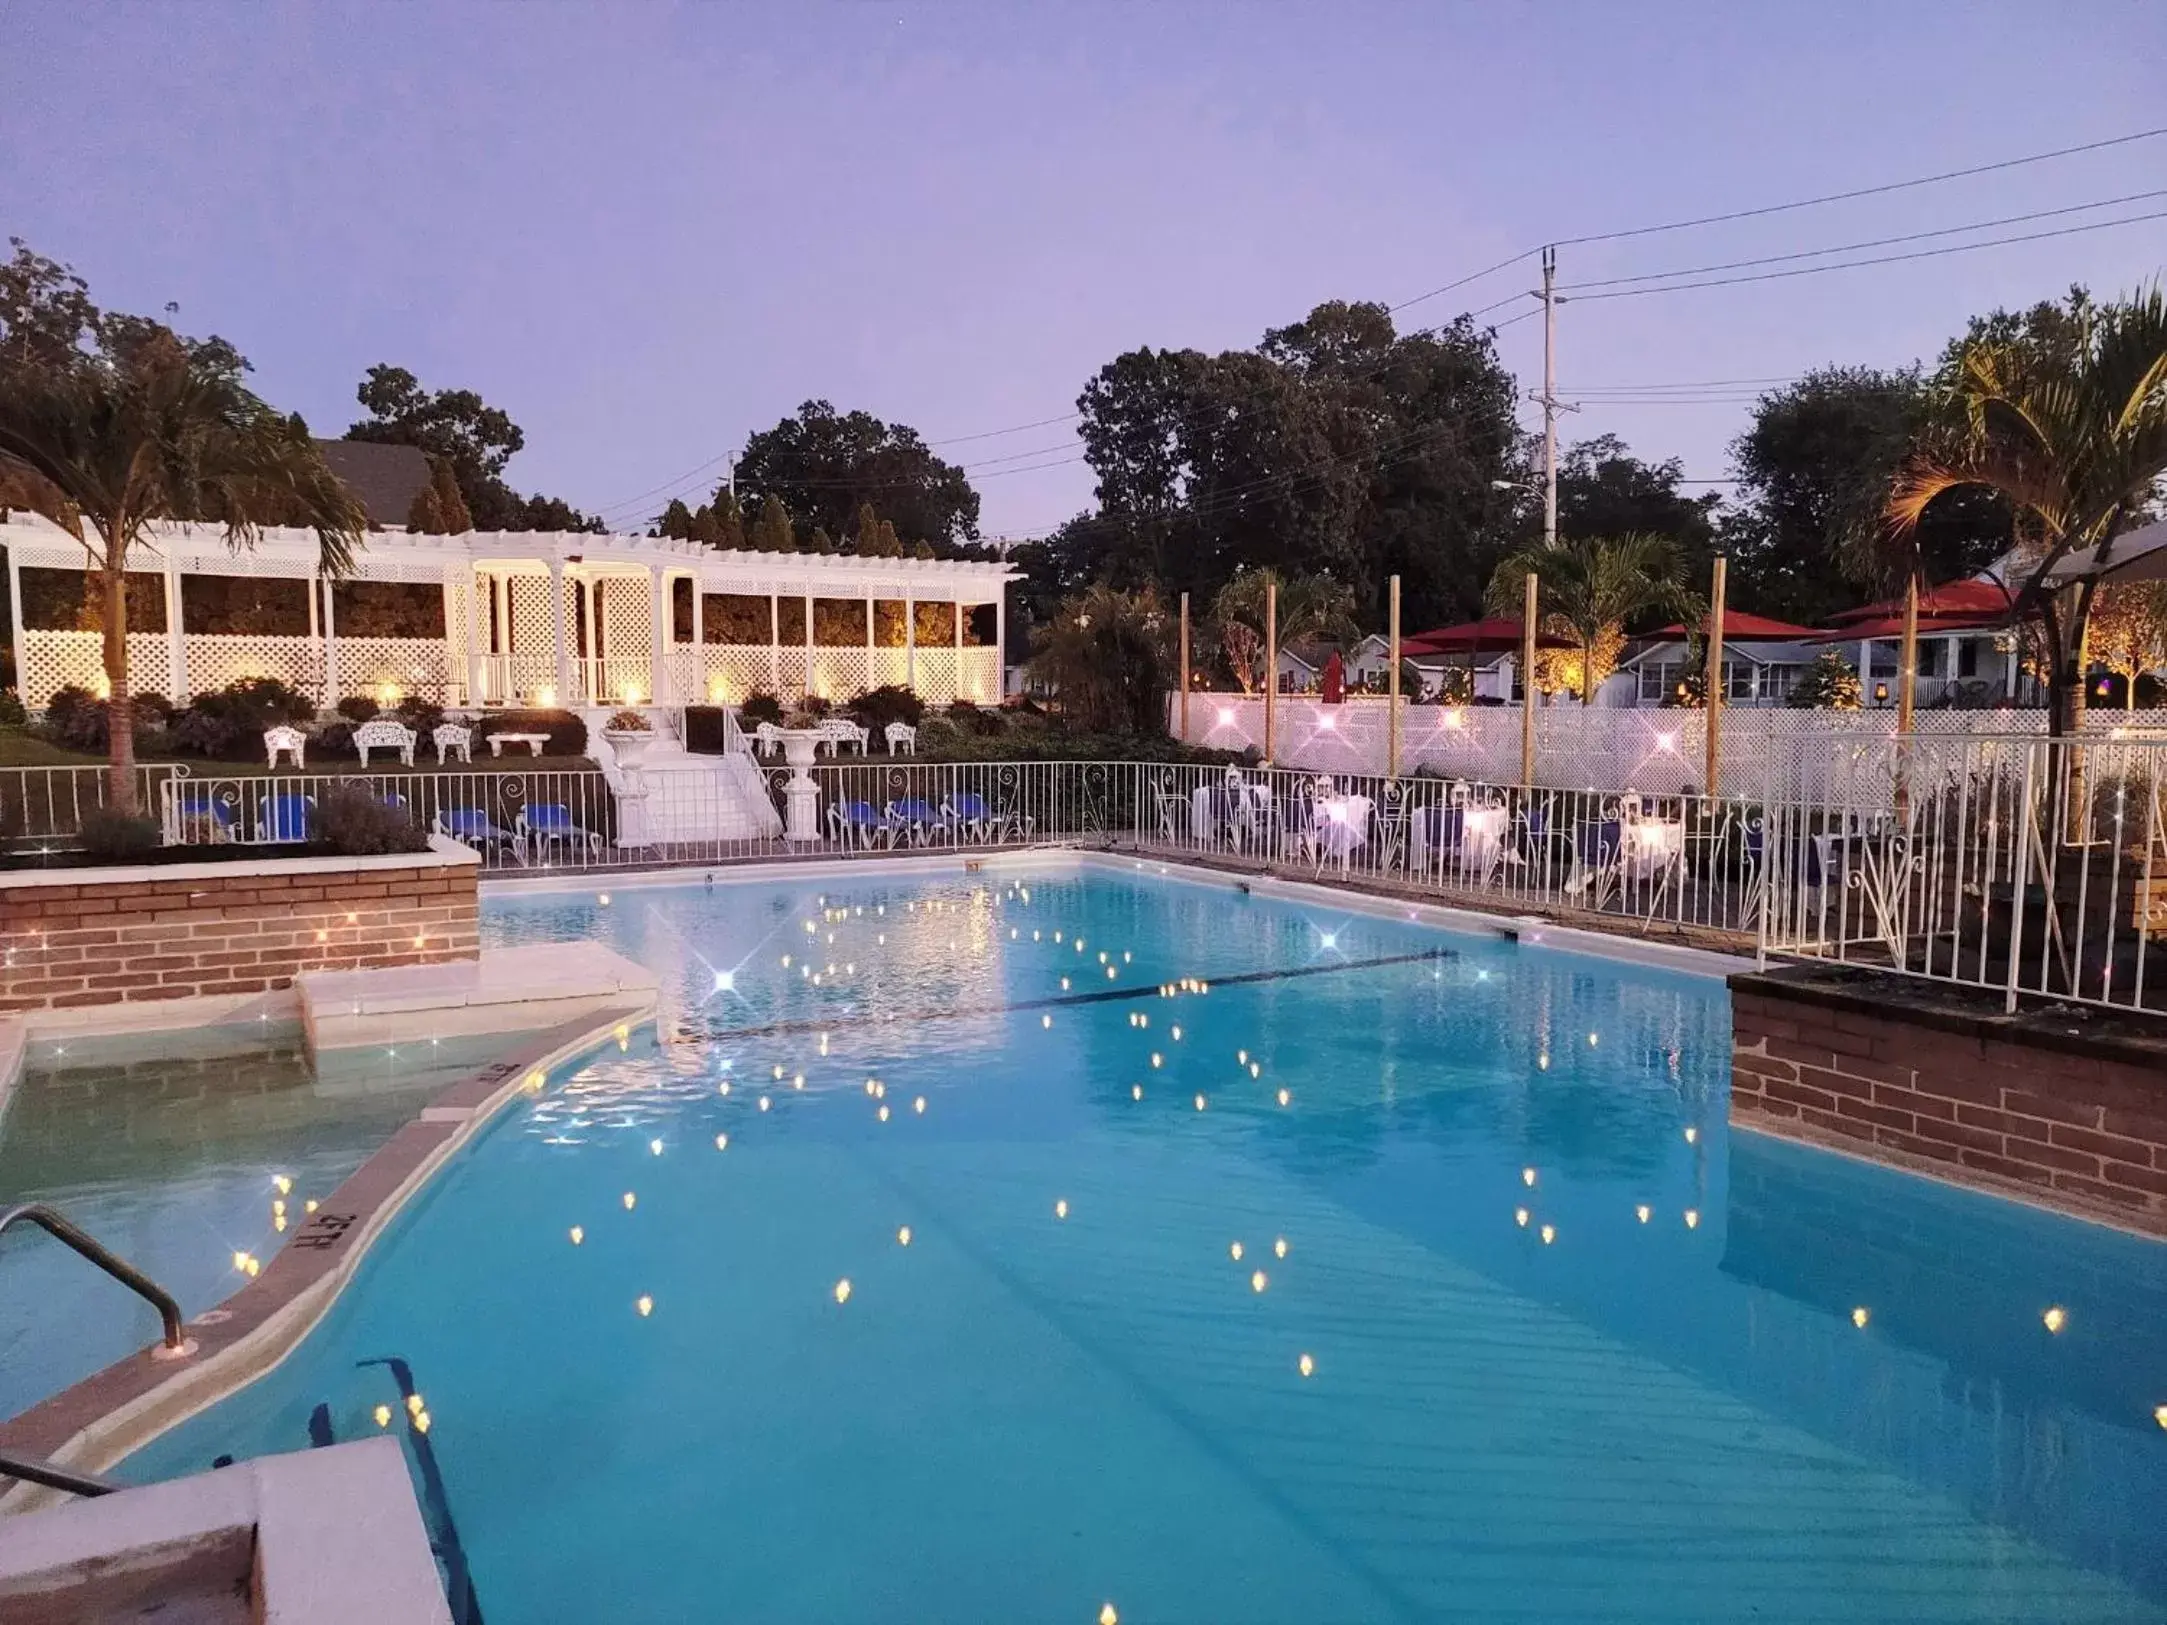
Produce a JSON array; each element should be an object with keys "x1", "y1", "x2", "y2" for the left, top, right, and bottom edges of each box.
[{"x1": 5, "y1": 2, "x2": 2161, "y2": 540}]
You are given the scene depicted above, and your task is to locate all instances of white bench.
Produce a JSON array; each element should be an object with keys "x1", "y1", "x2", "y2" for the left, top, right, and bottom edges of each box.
[
  {"x1": 432, "y1": 723, "x2": 473, "y2": 764},
  {"x1": 352, "y1": 718, "x2": 417, "y2": 767},
  {"x1": 488, "y1": 731, "x2": 551, "y2": 758},
  {"x1": 263, "y1": 724, "x2": 307, "y2": 770},
  {"x1": 816, "y1": 719, "x2": 869, "y2": 756},
  {"x1": 885, "y1": 722, "x2": 917, "y2": 755}
]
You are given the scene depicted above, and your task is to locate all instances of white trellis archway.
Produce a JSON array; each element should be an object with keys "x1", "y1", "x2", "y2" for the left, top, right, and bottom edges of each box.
[{"x1": 2, "y1": 517, "x2": 1016, "y2": 712}]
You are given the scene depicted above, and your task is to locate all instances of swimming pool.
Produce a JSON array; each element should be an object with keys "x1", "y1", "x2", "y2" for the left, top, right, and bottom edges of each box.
[{"x1": 124, "y1": 865, "x2": 2167, "y2": 1622}]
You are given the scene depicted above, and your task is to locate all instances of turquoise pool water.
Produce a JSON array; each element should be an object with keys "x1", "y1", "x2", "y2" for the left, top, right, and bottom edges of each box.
[
  {"x1": 0, "y1": 1024, "x2": 509, "y2": 1418},
  {"x1": 125, "y1": 867, "x2": 2167, "y2": 1623}
]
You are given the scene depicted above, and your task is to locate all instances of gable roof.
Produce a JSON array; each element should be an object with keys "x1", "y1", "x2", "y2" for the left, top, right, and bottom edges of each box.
[
  {"x1": 1648, "y1": 611, "x2": 1819, "y2": 641},
  {"x1": 316, "y1": 440, "x2": 433, "y2": 528}
]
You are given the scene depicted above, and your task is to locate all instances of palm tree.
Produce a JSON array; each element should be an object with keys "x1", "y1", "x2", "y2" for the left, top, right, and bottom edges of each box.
[
  {"x1": 1484, "y1": 534, "x2": 1699, "y2": 704},
  {"x1": 1026, "y1": 584, "x2": 1172, "y2": 734},
  {"x1": 1209, "y1": 568, "x2": 1359, "y2": 693},
  {"x1": 0, "y1": 329, "x2": 365, "y2": 811},
  {"x1": 1886, "y1": 283, "x2": 2167, "y2": 738}
]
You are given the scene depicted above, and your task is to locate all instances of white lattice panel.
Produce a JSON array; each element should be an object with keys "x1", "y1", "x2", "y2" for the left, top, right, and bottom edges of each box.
[
  {"x1": 180, "y1": 635, "x2": 320, "y2": 701},
  {"x1": 444, "y1": 580, "x2": 472, "y2": 668},
  {"x1": 508, "y1": 576, "x2": 556, "y2": 656},
  {"x1": 869, "y1": 649, "x2": 910, "y2": 691},
  {"x1": 600, "y1": 579, "x2": 653, "y2": 662},
  {"x1": 17, "y1": 631, "x2": 175, "y2": 708},
  {"x1": 773, "y1": 650, "x2": 808, "y2": 696},
  {"x1": 807, "y1": 648, "x2": 873, "y2": 701},
  {"x1": 959, "y1": 649, "x2": 1001, "y2": 704},
  {"x1": 910, "y1": 648, "x2": 957, "y2": 705},
  {"x1": 338, "y1": 638, "x2": 459, "y2": 703},
  {"x1": 696, "y1": 646, "x2": 773, "y2": 705}
]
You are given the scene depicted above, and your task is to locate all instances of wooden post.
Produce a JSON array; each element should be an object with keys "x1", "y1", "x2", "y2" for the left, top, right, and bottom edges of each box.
[
  {"x1": 1704, "y1": 554, "x2": 1727, "y2": 799},
  {"x1": 1387, "y1": 575, "x2": 1402, "y2": 779},
  {"x1": 1178, "y1": 591, "x2": 1191, "y2": 741},
  {"x1": 1896, "y1": 571, "x2": 1920, "y2": 823},
  {"x1": 1519, "y1": 572, "x2": 1538, "y2": 786},
  {"x1": 1263, "y1": 579, "x2": 1278, "y2": 764}
]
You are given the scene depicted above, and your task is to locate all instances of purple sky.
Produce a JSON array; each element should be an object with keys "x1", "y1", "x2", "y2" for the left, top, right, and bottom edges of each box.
[{"x1": 4, "y1": 2, "x2": 2161, "y2": 540}]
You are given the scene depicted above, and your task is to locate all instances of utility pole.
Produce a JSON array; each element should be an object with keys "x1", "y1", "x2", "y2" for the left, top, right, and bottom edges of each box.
[{"x1": 1530, "y1": 246, "x2": 1576, "y2": 551}]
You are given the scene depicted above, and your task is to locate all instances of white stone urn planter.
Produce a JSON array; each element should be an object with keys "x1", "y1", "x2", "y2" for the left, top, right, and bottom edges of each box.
[
  {"x1": 604, "y1": 728, "x2": 652, "y2": 767},
  {"x1": 777, "y1": 728, "x2": 826, "y2": 841}
]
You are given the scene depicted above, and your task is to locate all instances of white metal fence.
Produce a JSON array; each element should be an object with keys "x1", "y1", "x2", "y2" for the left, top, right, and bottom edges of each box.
[{"x1": 6, "y1": 737, "x2": 2163, "y2": 1019}]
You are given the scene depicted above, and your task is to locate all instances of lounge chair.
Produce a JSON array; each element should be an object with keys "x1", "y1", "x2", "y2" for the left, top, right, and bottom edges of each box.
[
  {"x1": 258, "y1": 792, "x2": 313, "y2": 843},
  {"x1": 436, "y1": 805, "x2": 522, "y2": 863},
  {"x1": 947, "y1": 790, "x2": 1011, "y2": 844},
  {"x1": 517, "y1": 803, "x2": 602, "y2": 862},
  {"x1": 888, "y1": 796, "x2": 940, "y2": 845},
  {"x1": 829, "y1": 799, "x2": 891, "y2": 850}
]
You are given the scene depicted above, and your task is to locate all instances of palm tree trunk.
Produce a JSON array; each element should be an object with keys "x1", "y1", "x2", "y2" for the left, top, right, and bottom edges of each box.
[
  {"x1": 1581, "y1": 634, "x2": 1594, "y2": 705},
  {"x1": 101, "y1": 564, "x2": 137, "y2": 816}
]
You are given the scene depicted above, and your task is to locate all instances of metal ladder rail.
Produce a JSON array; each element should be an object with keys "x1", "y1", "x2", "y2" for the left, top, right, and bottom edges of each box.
[
  {"x1": 0, "y1": 1448, "x2": 118, "y2": 1497},
  {"x1": 0, "y1": 1202, "x2": 189, "y2": 1353}
]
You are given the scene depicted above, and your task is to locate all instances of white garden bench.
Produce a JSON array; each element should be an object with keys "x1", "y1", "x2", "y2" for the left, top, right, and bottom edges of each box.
[
  {"x1": 816, "y1": 719, "x2": 869, "y2": 756},
  {"x1": 263, "y1": 724, "x2": 307, "y2": 770},
  {"x1": 885, "y1": 722, "x2": 917, "y2": 755},
  {"x1": 487, "y1": 731, "x2": 551, "y2": 758},
  {"x1": 432, "y1": 722, "x2": 473, "y2": 764},
  {"x1": 352, "y1": 718, "x2": 417, "y2": 766}
]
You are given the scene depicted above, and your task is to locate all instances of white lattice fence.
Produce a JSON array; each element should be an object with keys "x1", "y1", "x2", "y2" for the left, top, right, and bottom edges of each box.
[
  {"x1": 808, "y1": 648, "x2": 873, "y2": 700},
  {"x1": 600, "y1": 578, "x2": 652, "y2": 664},
  {"x1": 337, "y1": 638, "x2": 459, "y2": 704},
  {"x1": 508, "y1": 575, "x2": 556, "y2": 656},
  {"x1": 17, "y1": 631, "x2": 179, "y2": 709},
  {"x1": 177, "y1": 634, "x2": 320, "y2": 701},
  {"x1": 697, "y1": 646, "x2": 775, "y2": 704}
]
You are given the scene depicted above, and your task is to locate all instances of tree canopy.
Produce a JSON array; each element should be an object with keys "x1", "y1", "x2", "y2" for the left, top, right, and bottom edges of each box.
[
  {"x1": 1058, "y1": 301, "x2": 1522, "y2": 631},
  {"x1": 734, "y1": 400, "x2": 980, "y2": 551},
  {"x1": 345, "y1": 363, "x2": 602, "y2": 532}
]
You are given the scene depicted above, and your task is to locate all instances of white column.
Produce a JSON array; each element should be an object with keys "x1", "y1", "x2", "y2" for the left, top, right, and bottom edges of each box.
[
  {"x1": 321, "y1": 577, "x2": 339, "y2": 704},
  {"x1": 162, "y1": 564, "x2": 185, "y2": 703},
  {"x1": 904, "y1": 593, "x2": 916, "y2": 692},
  {"x1": 803, "y1": 594, "x2": 814, "y2": 697},
  {"x1": 648, "y1": 567, "x2": 668, "y2": 706},
  {"x1": 549, "y1": 560, "x2": 571, "y2": 707},
  {"x1": 465, "y1": 568, "x2": 484, "y2": 707},
  {"x1": 5, "y1": 543, "x2": 23, "y2": 704},
  {"x1": 1858, "y1": 638, "x2": 1872, "y2": 702},
  {"x1": 994, "y1": 584, "x2": 1006, "y2": 702},
  {"x1": 768, "y1": 594, "x2": 780, "y2": 692},
  {"x1": 864, "y1": 593, "x2": 875, "y2": 689},
  {"x1": 1944, "y1": 633, "x2": 1959, "y2": 702}
]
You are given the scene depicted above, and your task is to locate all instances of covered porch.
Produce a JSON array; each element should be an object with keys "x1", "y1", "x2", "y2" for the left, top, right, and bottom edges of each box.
[{"x1": 3, "y1": 518, "x2": 1014, "y2": 712}]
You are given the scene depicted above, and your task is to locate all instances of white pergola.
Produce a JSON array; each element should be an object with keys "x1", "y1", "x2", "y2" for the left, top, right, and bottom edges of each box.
[{"x1": 2, "y1": 516, "x2": 1016, "y2": 712}]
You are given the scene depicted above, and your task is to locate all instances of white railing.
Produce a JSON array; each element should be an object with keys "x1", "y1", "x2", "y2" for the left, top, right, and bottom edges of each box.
[
  {"x1": 1757, "y1": 732, "x2": 2167, "y2": 1014},
  {"x1": 6, "y1": 740, "x2": 2160, "y2": 1019}
]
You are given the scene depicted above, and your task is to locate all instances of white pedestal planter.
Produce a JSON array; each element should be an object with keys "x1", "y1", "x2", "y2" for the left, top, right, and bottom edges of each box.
[
  {"x1": 778, "y1": 730, "x2": 824, "y2": 842},
  {"x1": 605, "y1": 729, "x2": 652, "y2": 767}
]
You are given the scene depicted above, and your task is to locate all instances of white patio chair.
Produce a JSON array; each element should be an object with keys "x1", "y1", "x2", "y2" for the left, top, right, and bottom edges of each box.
[
  {"x1": 353, "y1": 717, "x2": 417, "y2": 767},
  {"x1": 885, "y1": 721, "x2": 917, "y2": 755},
  {"x1": 263, "y1": 724, "x2": 306, "y2": 770},
  {"x1": 753, "y1": 721, "x2": 785, "y2": 758},
  {"x1": 432, "y1": 722, "x2": 473, "y2": 765}
]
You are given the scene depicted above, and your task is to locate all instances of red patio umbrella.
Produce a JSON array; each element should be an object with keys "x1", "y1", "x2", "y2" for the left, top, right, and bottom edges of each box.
[{"x1": 1400, "y1": 617, "x2": 1572, "y2": 702}]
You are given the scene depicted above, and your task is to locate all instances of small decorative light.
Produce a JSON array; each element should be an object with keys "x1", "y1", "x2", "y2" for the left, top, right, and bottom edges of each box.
[
  {"x1": 715, "y1": 1133, "x2": 728, "y2": 1150},
  {"x1": 1061, "y1": 977, "x2": 1070, "y2": 991},
  {"x1": 374, "y1": 1404, "x2": 393, "y2": 1428},
  {"x1": 598, "y1": 893, "x2": 611, "y2": 906},
  {"x1": 1683, "y1": 1126, "x2": 1698, "y2": 1144},
  {"x1": 305, "y1": 1199, "x2": 319, "y2": 1214},
  {"x1": 1106, "y1": 966, "x2": 1117, "y2": 978},
  {"x1": 2155, "y1": 1405, "x2": 2167, "y2": 1430},
  {"x1": 649, "y1": 1138, "x2": 664, "y2": 1156},
  {"x1": 782, "y1": 954, "x2": 792, "y2": 967},
  {"x1": 636, "y1": 1295, "x2": 654, "y2": 1317},
  {"x1": 1514, "y1": 1208, "x2": 1530, "y2": 1227},
  {"x1": 2042, "y1": 1306, "x2": 2067, "y2": 1334},
  {"x1": 622, "y1": 1192, "x2": 637, "y2": 1210},
  {"x1": 1536, "y1": 1053, "x2": 1550, "y2": 1070},
  {"x1": 1635, "y1": 1205, "x2": 1651, "y2": 1224},
  {"x1": 1102, "y1": 1605, "x2": 1120, "y2": 1625},
  {"x1": 1193, "y1": 1093, "x2": 1206, "y2": 1111},
  {"x1": 1539, "y1": 1224, "x2": 1556, "y2": 1245},
  {"x1": 714, "y1": 970, "x2": 734, "y2": 991},
  {"x1": 1684, "y1": 1209, "x2": 1700, "y2": 1229},
  {"x1": 878, "y1": 1105, "x2": 890, "y2": 1122},
  {"x1": 406, "y1": 1394, "x2": 424, "y2": 1416},
  {"x1": 1521, "y1": 1168, "x2": 1537, "y2": 1187},
  {"x1": 1273, "y1": 1237, "x2": 1287, "y2": 1259},
  {"x1": 273, "y1": 1174, "x2": 293, "y2": 1196},
  {"x1": 1237, "y1": 1049, "x2": 1248, "y2": 1065},
  {"x1": 1587, "y1": 1032, "x2": 1599, "y2": 1047},
  {"x1": 1248, "y1": 1062, "x2": 1260, "y2": 1078},
  {"x1": 1171, "y1": 1026, "x2": 1182, "y2": 1041},
  {"x1": 1043, "y1": 1015, "x2": 1054, "y2": 1029},
  {"x1": 1251, "y1": 1269, "x2": 1267, "y2": 1293},
  {"x1": 243, "y1": 1255, "x2": 261, "y2": 1277},
  {"x1": 1131, "y1": 1084, "x2": 1144, "y2": 1100},
  {"x1": 913, "y1": 1096, "x2": 926, "y2": 1114},
  {"x1": 759, "y1": 1096, "x2": 772, "y2": 1112},
  {"x1": 1151, "y1": 1053, "x2": 1164, "y2": 1068},
  {"x1": 1276, "y1": 1088, "x2": 1290, "y2": 1106},
  {"x1": 569, "y1": 1226, "x2": 585, "y2": 1245},
  {"x1": 1852, "y1": 1307, "x2": 1870, "y2": 1329},
  {"x1": 413, "y1": 1411, "x2": 432, "y2": 1434},
  {"x1": 1230, "y1": 1241, "x2": 1244, "y2": 1261},
  {"x1": 1297, "y1": 1353, "x2": 1315, "y2": 1378},
  {"x1": 834, "y1": 1279, "x2": 852, "y2": 1304}
]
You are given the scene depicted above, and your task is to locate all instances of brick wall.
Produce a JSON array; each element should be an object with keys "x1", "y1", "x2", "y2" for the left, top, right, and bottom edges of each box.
[
  {"x1": 1731, "y1": 971, "x2": 2167, "y2": 1236},
  {"x1": 0, "y1": 841, "x2": 480, "y2": 1013}
]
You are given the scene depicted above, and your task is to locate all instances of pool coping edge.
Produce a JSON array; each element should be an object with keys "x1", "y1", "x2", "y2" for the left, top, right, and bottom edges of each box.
[{"x1": 0, "y1": 1002, "x2": 656, "y2": 1516}]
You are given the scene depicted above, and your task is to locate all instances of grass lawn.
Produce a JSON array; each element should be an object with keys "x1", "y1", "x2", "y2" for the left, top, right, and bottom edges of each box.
[{"x1": 0, "y1": 730, "x2": 597, "y2": 777}]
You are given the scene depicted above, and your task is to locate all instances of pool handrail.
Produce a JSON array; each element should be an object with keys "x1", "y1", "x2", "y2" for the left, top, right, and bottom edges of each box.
[{"x1": 0, "y1": 1202, "x2": 189, "y2": 1354}]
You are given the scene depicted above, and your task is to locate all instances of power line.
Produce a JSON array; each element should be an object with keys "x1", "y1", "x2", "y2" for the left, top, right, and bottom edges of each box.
[
  {"x1": 1565, "y1": 208, "x2": 2167, "y2": 302},
  {"x1": 1556, "y1": 189, "x2": 2167, "y2": 293}
]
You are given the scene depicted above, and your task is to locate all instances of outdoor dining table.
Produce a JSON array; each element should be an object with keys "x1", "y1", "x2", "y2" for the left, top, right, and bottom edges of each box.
[
  {"x1": 1621, "y1": 816, "x2": 1686, "y2": 881},
  {"x1": 1190, "y1": 781, "x2": 1275, "y2": 847},
  {"x1": 1309, "y1": 794, "x2": 1374, "y2": 863},
  {"x1": 1408, "y1": 801, "x2": 1514, "y2": 879}
]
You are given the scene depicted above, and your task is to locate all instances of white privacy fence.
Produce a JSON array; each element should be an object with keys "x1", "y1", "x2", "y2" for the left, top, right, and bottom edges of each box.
[
  {"x1": 1174, "y1": 693, "x2": 2167, "y2": 804},
  {"x1": 5, "y1": 737, "x2": 2162, "y2": 1019}
]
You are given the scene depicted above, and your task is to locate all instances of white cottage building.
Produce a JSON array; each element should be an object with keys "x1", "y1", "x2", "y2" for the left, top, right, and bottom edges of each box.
[{"x1": 2, "y1": 514, "x2": 1016, "y2": 714}]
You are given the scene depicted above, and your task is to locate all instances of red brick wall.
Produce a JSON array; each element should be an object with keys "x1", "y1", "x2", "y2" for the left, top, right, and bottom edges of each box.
[
  {"x1": 1731, "y1": 977, "x2": 2167, "y2": 1236},
  {"x1": 0, "y1": 847, "x2": 479, "y2": 1013}
]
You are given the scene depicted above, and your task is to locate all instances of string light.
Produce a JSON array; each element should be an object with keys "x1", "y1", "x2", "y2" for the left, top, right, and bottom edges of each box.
[
  {"x1": 897, "y1": 1226, "x2": 912, "y2": 1246},
  {"x1": 622, "y1": 1192, "x2": 637, "y2": 1210},
  {"x1": 1131, "y1": 1084, "x2": 1144, "y2": 1100},
  {"x1": 2042, "y1": 1306, "x2": 2067, "y2": 1334},
  {"x1": 1298, "y1": 1353, "x2": 1315, "y2": 1378},
  {"x1": 569, "y1": 1226, "x2": 585, "y2": 1245},
  {"x1": 1684, "y1": 1209, "x2": 1700, "y2": 1229},
  {"x1": 715, "y1": 1134, "x2": 728, "y2": 1151},
  {"x1": 1230, "y1": 1241, "x2": 1244, "y2": 1261},
  {"x1": 1852, "y1": 1307, "x2": 1870, "y2": 1328},
  {"x1": 1522, "y1": 1168, "x2": 1537, "y2": 1187},
  {"x1": 649, "y1": 1138, "x2": 664, "y2": 1156},
  {"x1": 913, "y1": 1096, "x2": 926, "y2": 1114},
  {"x1": 1251, "y1": 1269, "x2": 1268, "y2": 1292},
  {"x1": 834, "y1": 1279, "x2": 852, "y2": 1304},
  {"x1": 1539, "y1": 1224, "x2": 1556, "y2": 1245},
  {"x1": 1055, "y1": 1199, "x2": 1069, "y2": 1219},
  {"x1": 1514, "y1": 1208, "x2": 1529, "y2": 1228},
  {"x1": 1683, "y1": 1125, "x2": 1699, "y2": 1144},
  {"x1": 373, "y1": 1404, "x2": 392, "y2": 1428},
  {"x1": 636, "y1": 1295, "x2": 654, "y2": 1316},
  {"x1": 1276, "y1": 1088, "x2": 1290, "y2": 1106},
  {"x1": 1193, "y1": 1093, "x2": 1206, "y2": 1111},
  {"x1": 1635, "y1": 1205, "x2": 1651, "y2": 1223},
  {"x1": 1274, "y1": 1237, "x2": 1287, "y2": 1258}
]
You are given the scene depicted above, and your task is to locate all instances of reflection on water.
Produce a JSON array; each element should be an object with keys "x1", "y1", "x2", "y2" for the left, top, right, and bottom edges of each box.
[
  {"x1": 0, "y1": 1022, "x2": 515, "y2": 1417},
  {"x1": 107, "y1": 871, "x2": 2167, "y2": 1622}
]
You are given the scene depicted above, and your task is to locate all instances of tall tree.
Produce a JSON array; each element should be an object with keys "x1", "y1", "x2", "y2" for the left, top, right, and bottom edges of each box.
[
  {"x1": 1725, "y1": 367, "x2": 2010, "y2": 622},
  {"x1": 345, "y1": 364, "x2": 601, "y2": 532},
  {"x1": 1485, "y1": 535, "x2": 1699, "y2": 704},
  {"x1": 748, "y1": 494, "x2": 795, "y2": 553},
  {"x1": 0, "y1": 260, "x2": 364, "y2": 807},
  {"x1": 1555, "y1": 435, "x2": 1720, "y2": 576},
  {"x1": 1070, "y1": 301, "x2": 1521, "y2": 628},
  {"x1": 1886, "y1": 283, "x2": 2167, "y2": 738},
  {"x1": 1208, "y1": 568, "x2": 1358, "y2": 693},
  {"x1": 405, "y1": 455, "x2": 471, "y2": 534},
  {"x1": 736, "y1": 400, "x2": 980, "y2": 549}
]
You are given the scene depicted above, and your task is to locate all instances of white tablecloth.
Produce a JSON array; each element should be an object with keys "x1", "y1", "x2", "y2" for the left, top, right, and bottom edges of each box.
[
  {"x1": 1622, "y1": 818, "x2": 1684, "y2": 881},
  {"x1": 1190, "y1": 782, "x2": 1274, "y2": 845},
  {"x1": 1311, "y1": 794, "x2": 1373, "y2": 859},
  {"x1": 1409, "y1": 802, "x2": 1513, "y2": 877}
]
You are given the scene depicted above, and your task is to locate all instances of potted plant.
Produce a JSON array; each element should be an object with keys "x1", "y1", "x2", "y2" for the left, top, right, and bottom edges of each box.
[{"x1": 603, "y1": 707, "x2": 653, "y2": 765}]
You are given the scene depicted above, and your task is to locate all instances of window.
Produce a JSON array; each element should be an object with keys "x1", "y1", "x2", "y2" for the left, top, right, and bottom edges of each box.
[
  {"x1": 1763, "y1": 664, "x2": 1805, "y2": 699},
  {"x1": 1723, "y1": 661, "x2": 1755, "y2": 701},
  {"x1": 1638, "y1": 662, "x2": 1678, "y2": 703},
  {"x1": 1916, "y1": 641, "x2": 1942, "y2": 677},
  {"x1": 1959, "y1": 639, "x2": 1980, "y2": 678}
]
